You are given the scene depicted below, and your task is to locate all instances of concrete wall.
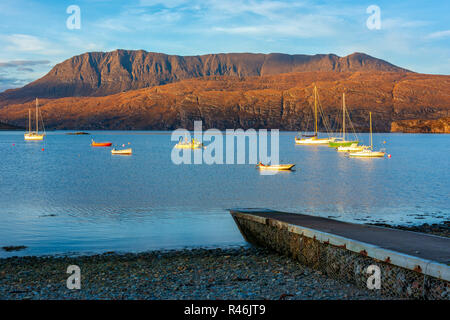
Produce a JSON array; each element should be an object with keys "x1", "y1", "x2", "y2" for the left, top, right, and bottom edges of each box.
[{"x1": 232, "y1": 212, "x2": 449, "y2": 300}]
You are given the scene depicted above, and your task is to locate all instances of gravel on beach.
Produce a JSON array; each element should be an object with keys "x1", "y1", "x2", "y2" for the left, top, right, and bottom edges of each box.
[{"x1": 0, "y1": 247, "x2": 384, "y2": 300}]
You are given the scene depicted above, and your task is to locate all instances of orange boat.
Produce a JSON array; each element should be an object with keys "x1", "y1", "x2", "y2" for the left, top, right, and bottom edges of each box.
[{"x1": 91, "y1": 140, "x2": 112, "y2": 147}]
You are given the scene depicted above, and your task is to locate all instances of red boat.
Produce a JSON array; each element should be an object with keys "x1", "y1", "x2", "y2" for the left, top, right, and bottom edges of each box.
[{"x1": 91, "y1": 140, "x2": 112, "y2": 147}]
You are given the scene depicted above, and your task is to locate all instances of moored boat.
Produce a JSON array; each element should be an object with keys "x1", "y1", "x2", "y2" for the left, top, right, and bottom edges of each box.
[
  {"x1": 295, "y1": 136, "x2": 335, "y2": 145},
  {"x1": 91, "y1": 140, "x2": 112, "y2": 147},
  {"x1": 256, "y1": 163, "x2": 295, "y2": 171},
  {"x1": 337, "y1": 143, "x2": 365, "y2": 153},
  {"x1": 348, "y1": 148, "x2": 385, "y2": 157},
  {"x1": 328, "y1": 93, "x2": 358, "y2": 148},
  {"x1": 111, "y1": 148, "x2": 132, "y2": 155},
  {"x1": 295, "y1": 85, "x2": 335, "y2": 145},
  {"x1": 24, "y1": 98, "x2": 45, "y2": 141},
  {"x1": 348, "y1": 112, "x2": 385, "y2": 158},
  {"x1": 175, "y1": 137, "x2": 204, "y2": 149}
]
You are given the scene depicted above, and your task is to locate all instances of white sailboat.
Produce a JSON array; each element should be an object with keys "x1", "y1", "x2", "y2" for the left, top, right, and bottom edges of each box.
[
  {"x1": 349, "y1": 112, "x2": 385, "y2": 158},
  {"x1": 295, "y1": 85, "x2": 335, "y2": 145},
  {"x1": 329, "y1": 93, "x2": 359, "y2": 148},
  {"x1": 24, "y1": 98, "x2": 45, "y2": 141}
]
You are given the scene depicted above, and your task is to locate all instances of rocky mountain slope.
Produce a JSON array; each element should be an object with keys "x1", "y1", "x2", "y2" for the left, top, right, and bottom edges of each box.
[
  {"x1": 1, "y1": 71, "x2": 448, "y2": 132},
  {"x1": 0, "y1": 50, "x2": 409, "y2": 105},
  {"x1": 391, "y1": 117, "x2": 450, "y2": 133}
]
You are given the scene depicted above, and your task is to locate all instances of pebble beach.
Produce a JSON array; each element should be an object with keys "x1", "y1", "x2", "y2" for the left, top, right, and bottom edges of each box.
[
  {"x1": 1, "y1": 221, "x2": 447, "y2": 300},
  {"x1": 0, "y1": 246, "x2": 385, "y2": 300}
]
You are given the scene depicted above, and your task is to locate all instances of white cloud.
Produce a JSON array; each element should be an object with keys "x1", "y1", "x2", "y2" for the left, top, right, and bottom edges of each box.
[
  {"x1": 3, "y1": 34, "x2": 46, "y2": 52},
  {"x1": 138, "y1": 0, "x2": 189, "y2": 8},
  {"x1": 382, "y1": 18, "x2": 430, "y2": 30},
  {"x1": 0, "y1": 34, "x2": 63, "y2": 56},
  {"x1": 213, "y1": 18, "x2": 337, "y2": 38},
  {"x1": 426, "y1": 30, "x2": 450, "y2": 39}
]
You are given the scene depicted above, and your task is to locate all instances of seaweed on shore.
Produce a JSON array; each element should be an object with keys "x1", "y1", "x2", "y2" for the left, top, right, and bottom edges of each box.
[{"x1": 2, "y1": 246, "x2": 27, "y2": 252}]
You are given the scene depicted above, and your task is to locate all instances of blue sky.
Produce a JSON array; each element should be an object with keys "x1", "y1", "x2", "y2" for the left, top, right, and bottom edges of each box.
[{"x1": 0, "y1": 0, "x2": 449, "y2": 92}]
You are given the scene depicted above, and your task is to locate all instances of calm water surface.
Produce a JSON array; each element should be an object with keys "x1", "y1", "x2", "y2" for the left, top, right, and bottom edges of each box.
[{"x1": 0, "y1": 131, "x2": 448, "y2": 257}]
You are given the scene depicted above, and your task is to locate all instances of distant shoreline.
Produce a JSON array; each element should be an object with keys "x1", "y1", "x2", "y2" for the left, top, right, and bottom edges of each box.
[{"x1": 0, "y1": 129, "x2": 448, "y2": 134}]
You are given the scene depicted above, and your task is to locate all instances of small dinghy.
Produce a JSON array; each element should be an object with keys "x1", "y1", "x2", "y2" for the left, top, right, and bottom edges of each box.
[
  {"x1": 111, "y1": 148, "x2": 132, "y2": 155},
  {"x1": 91, "y1": 140, "x2": 112, "y2": 147},
  {"x1": 256, "y1": 162, "x2": 295, "y2": 171}
]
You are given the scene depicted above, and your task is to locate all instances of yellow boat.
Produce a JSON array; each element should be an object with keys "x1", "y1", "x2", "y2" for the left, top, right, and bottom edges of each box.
[
  {"x1": 256, "y1": 163, "x2": 295, "y2": 171},
  {"x1": 111, "y1": 148, "x2": 132, "y2": 155},
  {"x1": 175, "y1": 137, "x2": 204, "y2": 149},
  {"x1": 24, "y1": 98, "x2": 45, "y2": 141},
  {"x1": 349, "y1": 112, "x2": 385, "y2": 158}
]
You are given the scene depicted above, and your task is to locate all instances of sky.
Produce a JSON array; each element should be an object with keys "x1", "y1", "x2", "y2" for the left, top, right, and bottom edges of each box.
[{"x1": 0, "y1": 0, "x2": 449, "y2": 92}]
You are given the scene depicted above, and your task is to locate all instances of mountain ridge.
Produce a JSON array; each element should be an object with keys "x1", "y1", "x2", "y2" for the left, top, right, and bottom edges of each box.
[{"x1": 0, "y1": 50, "x2": 410, "y2": 105}]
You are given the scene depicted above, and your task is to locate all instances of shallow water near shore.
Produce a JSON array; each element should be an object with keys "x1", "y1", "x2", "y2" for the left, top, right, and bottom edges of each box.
[{"x1": 0, "y1": 131, "x2": 448, "y2": 257}]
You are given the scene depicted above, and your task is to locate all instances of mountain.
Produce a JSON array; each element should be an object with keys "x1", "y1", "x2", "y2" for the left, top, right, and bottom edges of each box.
[
  {"x1": 1, "y1": 71, "x2": 448, "y2": 132},
  {"x1": 0, "y1": 50, "x2": 409, "y2": 105}
]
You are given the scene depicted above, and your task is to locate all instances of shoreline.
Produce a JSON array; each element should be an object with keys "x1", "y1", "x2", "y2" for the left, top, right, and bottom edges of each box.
[
  {"x1": 0, "y1": 246, "x2": 386, "y2": 300},
  {"x1": 1, "y1": 222, "x2": 448, "y2": 300},
  {"x1": 1, "y1": 129, "x2": 448, "y2": 134}
]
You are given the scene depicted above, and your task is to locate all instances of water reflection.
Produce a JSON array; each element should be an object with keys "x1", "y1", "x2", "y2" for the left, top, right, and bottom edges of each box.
[{"x1": 0, "y1": 131, "x2": 448, "y2": 256}]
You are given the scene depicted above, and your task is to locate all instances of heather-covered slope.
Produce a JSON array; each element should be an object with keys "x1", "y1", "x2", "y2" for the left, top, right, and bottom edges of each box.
[{"x1": 1, "y1": 71, "x2": 448, "y2": 132}]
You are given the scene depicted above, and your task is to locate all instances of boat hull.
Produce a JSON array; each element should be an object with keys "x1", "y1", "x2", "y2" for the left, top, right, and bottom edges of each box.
[
  {"x1": 24, "y1": 133, "x2": 44, "y2": 141},
  {"x1": 329, "y1": 140, "x2": 358, "y2": 148},
  {"x1": 337, "y1": 146, "x2": 365, "y2": 152},
  {"x1": 295, "y1": 137, "x2": 335, "y2": 145},
  {"x1": 349, "y1": 151, "x2": 385, "y2": 157},
  {"x1": 175, "y1": 143, "x2": 203, "y2": 149},
  {"x1": 337, "y1": 143, "x2": 364, "y2": 152},
  {"x1": 257, "y1": 164, "x2": 295, "y2": 171},
  {"x1": 91, "y1": 142, "x2": 112, "y2": 147},
  {"x1": 111, "y1": 148, "x2": 132, "y2": 155}
]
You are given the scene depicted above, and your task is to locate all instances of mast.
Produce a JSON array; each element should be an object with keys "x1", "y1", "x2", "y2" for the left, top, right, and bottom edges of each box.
[
  {"x1": 342, "y1": 93, "x2": 346, "y2": 141},
  {"x1": 28, "y1": 109, "x2": 31, "y2": 133},
  {"x1": 314, "y1": 85, "x2": 318, "y2": 135},
  {"x1": 369, "y1": 112, "x2": 373, "y2": 150},
  {"x1": 35, "y1": 98, "x2": 39, "y2": 133}
]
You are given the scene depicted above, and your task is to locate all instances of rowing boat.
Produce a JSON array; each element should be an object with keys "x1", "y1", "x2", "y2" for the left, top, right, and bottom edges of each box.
[
  {"x1": 256, "y1": 163, "x2": 295, "y2": 171},
  {"x1": 111, "y1": 148, "x2": 132, "y2": 155},
  {"x1": 91, "y1": 140, "x2": 112, "y2": 147}
]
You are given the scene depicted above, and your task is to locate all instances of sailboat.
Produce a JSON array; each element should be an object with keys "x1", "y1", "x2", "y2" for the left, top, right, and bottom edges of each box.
[
  {"x1": 329, "y1": 93, "x2": 359, "y2": 148},
  {"x1": 175, "y1": 136, "x2": 204, "y2": 149},
  {"x1": 337, "y1": 143, "x2": 365, "y2": 153},
  {"x1": 295, "y1": 85, "x2": 336, "y2": 145},
  {"x1": 24, "y1": 98, "x2": 45, "y2": 141},
  {"x1": 349, "y1": 112, "x2": 385, "y2": 158}
]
